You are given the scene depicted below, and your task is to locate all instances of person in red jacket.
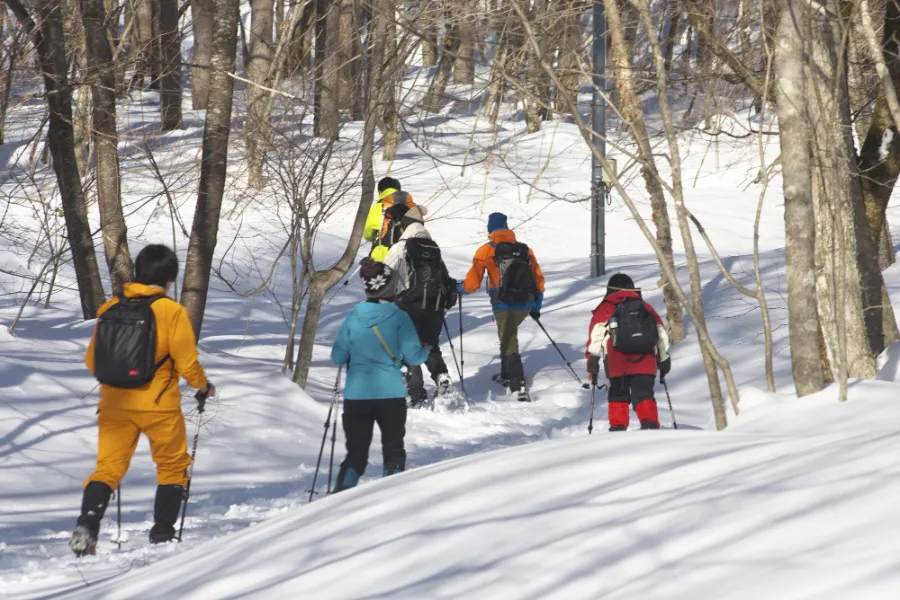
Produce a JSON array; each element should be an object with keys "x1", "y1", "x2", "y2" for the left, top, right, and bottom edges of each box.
[{"x1": 585, "y1": 273, "x2": 671, "y2": 431}]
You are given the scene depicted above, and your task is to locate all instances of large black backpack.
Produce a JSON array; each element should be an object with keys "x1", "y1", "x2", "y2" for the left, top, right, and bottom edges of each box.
[
  {"x1": 402, "y1": 237, "x2": 453, "y2": 311},
  {"x1": 611, "y1": 298, "x2": 659, "y2": 356},
  {"x1": 93, "y1": 295, "x2": 170, "y2": 388},
  {"x1": 491, "y1": 242, "x2": 538, "y2": 305}
]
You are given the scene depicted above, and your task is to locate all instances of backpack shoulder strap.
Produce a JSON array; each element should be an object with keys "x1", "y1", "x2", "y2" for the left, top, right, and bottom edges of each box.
[{"x1": 372, "y1": 325, "x2": 400, "y2": 366}]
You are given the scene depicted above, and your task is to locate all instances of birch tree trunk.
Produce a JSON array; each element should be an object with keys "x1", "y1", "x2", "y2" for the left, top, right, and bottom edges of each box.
[
  {"x1": 181, "y1": 0, "x2": 239, "y2": 335},
  {"x1": 191, "y1": 0, "x2": 215, "y2": 109},
  {"x1": 82, "y1": 0, "x2": 134, "y2": 294},
  {"x1": 774, "y1": 0, "x2": 824, "y2": 395},
  {"x1": 606, "y1": 0, "x2": 684, "y2": 344},
  {"x1": 247, "y1": 0, "x2": 274, "y2": 188}
]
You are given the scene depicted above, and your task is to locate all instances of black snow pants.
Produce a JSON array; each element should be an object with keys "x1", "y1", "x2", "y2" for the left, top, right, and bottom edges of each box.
[{"x1": 335, "y1": 398, "x2": 407, "y2": 492}]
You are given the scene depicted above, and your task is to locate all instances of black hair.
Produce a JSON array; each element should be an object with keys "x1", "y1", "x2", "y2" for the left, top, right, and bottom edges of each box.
[
  {"x1": 134, "y1": 244, "x2": 179, "y2": 287},
  {"x1": 377, "y1": 176, "x2": 401, "y2": 193}
]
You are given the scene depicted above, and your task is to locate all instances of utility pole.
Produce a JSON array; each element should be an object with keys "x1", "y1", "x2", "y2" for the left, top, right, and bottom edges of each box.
[{"x1": 590, "y1": 1, "x2": 607, "y2": 278}]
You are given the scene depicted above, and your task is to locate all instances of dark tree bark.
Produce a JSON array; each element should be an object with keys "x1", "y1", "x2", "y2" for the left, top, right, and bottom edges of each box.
[
  {"x1": 3, "y1": 0, "x2": 106, "y2": 318},
  {"x1": 158, "y1": 0, "x2": 183, "y2": 129},
  {"x1": 453, "y1": 5, "x2": 475, "y2": 84},
  {"x1": 81, "y1": 0, "x2": 134, "y2": 293},
  {"x1": 314, "y1": 0, "x2": 340, "y2": 138},
  {"x1": 0, "y1": 13, "x2": 23, "y2": 145},
  {"x1": 191, "y1": 0, "x2": 215, "y2": 109},
  {"x1": 556, "y1": 0, "x2": 583, "y2": 113},
  {"x1": 181, "y1": 0, "x2": 239, "y2": 335}
]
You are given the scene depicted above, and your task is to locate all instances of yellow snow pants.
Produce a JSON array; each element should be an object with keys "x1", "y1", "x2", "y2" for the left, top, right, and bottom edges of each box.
[{"x1": 85, "y1": 408, "x2": 191, "y2": 490}]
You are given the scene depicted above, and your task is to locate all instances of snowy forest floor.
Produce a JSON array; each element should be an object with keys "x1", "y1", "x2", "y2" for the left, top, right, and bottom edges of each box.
[{"x1": 3, "y1": 76, "x2": 900, "y2": 598}]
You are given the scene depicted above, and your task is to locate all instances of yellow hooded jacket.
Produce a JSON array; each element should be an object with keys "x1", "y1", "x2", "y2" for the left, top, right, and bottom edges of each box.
[
  {"x1": 85, "y1": 283, "x2": 208, "y2": 412},
  {"x1": 364, "y1": 188, "x2": 415, "y2": 262}
]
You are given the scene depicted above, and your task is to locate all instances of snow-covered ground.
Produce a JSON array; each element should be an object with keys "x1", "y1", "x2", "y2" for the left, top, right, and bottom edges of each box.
[{"x1": 3, "y1": 70, "x2": 900, "y2": 597}]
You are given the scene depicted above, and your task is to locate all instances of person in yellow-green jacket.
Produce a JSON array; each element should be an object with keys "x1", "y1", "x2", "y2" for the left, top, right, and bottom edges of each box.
[{"x1": 365, "y1": 177, "x2": 416, "y2": 262}]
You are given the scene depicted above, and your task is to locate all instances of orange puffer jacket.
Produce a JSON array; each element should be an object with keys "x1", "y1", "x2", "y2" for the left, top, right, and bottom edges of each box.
[{"x1": 85, "y1": 283, "x2": 208, "y2": 412}]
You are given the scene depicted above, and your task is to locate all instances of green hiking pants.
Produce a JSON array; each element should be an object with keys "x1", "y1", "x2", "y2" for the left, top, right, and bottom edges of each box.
[{"x1": 494, "y1": 310, "x2": 529, "y2": 356}]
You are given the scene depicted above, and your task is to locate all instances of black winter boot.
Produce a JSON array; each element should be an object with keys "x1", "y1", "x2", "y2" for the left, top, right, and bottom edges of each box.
[
  {"x1": 640, "y1": 420, "x2": 660, "y2": 430},
  {"x1": 70, "y1": 481, "x2": 113, "y2": 557},
  {"x1": 504, "y1": 353, "x2": 525, "y2": 393},
  {"x1": 149, "y1": 484, "x2": 184, "y2": 544},
  {"x1": 608, "y1": 425, "x2": 627, "y2": 432}
]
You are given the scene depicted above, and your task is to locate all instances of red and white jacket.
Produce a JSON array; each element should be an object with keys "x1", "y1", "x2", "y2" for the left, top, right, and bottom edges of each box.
[{"x1": 585, "y1": 290, "x2": 670, "y2": 378}]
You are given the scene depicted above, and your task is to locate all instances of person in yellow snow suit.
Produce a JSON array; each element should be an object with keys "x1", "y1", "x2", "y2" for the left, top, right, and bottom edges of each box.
[
  {"x1": 365, "y1": 176, "x2": 416, "y2": 262},
  {"x1": 69, "y1": 245, "x2": 216, "y2": 557}
]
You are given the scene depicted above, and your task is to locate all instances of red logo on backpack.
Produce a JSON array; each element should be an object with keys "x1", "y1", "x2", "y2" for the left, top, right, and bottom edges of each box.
[{"x1": 128, "y1": 369, "x2": 139, "y2": 376}]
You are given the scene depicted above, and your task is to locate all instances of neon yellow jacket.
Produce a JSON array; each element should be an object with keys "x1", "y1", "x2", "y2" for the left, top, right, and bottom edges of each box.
[{"x1": 364, "y1": 188, "x2": 396, "y2": 243}]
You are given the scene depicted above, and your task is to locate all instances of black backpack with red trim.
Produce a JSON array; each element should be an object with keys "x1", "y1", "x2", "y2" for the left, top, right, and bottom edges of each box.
[{"x1": 93, "y1": 295, "x2": 170, "y2": 388}]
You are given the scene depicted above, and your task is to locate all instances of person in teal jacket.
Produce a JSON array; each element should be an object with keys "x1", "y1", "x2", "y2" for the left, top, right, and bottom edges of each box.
[{"x1": 331, "y1": 257, "x2": 429, "y2": 492}]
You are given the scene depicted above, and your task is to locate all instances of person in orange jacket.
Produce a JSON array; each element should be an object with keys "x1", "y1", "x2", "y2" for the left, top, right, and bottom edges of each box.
[
  {"x1": 69, "y1": 245, "x2": 215, "y2": 557},
  {"x1": 456, "y1": 213, "x2": 545, "y2": 401}
]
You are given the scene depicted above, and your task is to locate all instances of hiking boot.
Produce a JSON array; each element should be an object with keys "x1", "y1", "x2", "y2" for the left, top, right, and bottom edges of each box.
[
  {"x1": 640, "y1": 420, "x2": 660, "y2": 430},
  {"x1": 609, "y1": 425, "x2": 627, "y2": 432},
  {"x1": 409, "y1": 387, "x2": 429, "y2": 408},
  {"x1": 516, "y1": 389, "x2": 531, "y2": 403},
  {"x1": 71, "y1": 480, "x2": 113, "y2": 556},
  {"x1": 149, "y1": 484, "x2": 184, "y2": 545},
  {"x1": 69, "y1": 525, "x2": 98, "y2": 557}
]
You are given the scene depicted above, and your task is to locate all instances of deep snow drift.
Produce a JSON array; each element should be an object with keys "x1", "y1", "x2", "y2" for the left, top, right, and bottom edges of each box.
[{"x1": 55, "y1": 382, "x2": 900, "y2": 600}]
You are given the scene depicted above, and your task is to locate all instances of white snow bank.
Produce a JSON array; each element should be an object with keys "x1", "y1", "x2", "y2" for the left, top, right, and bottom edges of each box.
[{"x1": 56, "y1": 381, "x2": 900, "y2": 600}]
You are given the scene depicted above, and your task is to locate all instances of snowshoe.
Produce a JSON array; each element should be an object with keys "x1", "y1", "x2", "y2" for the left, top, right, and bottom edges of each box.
[
  {"x1": 640, "y1": 420, "x2": 660, "y2": 430},
  {"x1": 491, "y1": 373, "x2": 509, "y2": 388},
  {"x1": 436, "y1": 373, "x2": 453, "y2": 397},
  {"x1": 516, "y1": 389, "x2": 531, "y2": 403},
  {"x1": 609, "y1": 425, "x2": 627, "y2": 432},
  {"x1": 69, "y1": 525, "x2": 97, "y2": 558}
]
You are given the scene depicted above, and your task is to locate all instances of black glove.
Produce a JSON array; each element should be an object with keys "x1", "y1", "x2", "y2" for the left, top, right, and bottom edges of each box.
[
  {"x1": 587, "y1": 355, "x2": 600, "y2": 376},
  {"x1": 195, "y1": 382, "x2": 213, "y2": 414},
  {"x1": 659, "y1": 357, "x2": 671, "y2": 378},
  {"x1": 530, "y1": 311, "x2": 541, "y2": 321}
]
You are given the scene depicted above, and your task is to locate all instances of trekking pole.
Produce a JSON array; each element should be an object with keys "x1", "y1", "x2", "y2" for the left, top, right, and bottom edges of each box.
[
  {"x1": 308, "y1": 367, "x2": 342, "y2": 503},
  {"x1": 178, "y1": 389, "x2": 206, "y2": 542},
  {"x1": 327, "y1": 382, "x2": 341, "y2": 494},
  {"x1": 443, "y1": 319, "x2": 469, "y2": 402},
  {"x1": 458, "y1": 297, "x2": 465, "y2": 385},
  {"x1": 587, "y1": 381, "x2": 608, "y2": 434},
  {"x1": 660, "y1": 374, "x2": 678, "y2": 430},
  {"x1": 116, "y1": 486, "x2": 122, "y2": 550},
  {"x1": 533, "y1": 318, "x2": 590, "y2": 389}
]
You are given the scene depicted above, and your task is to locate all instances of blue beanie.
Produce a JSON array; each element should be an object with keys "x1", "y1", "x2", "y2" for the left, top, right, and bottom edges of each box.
[{"x1": 487, "y1": 212, "x2": 508, "y2": 233}]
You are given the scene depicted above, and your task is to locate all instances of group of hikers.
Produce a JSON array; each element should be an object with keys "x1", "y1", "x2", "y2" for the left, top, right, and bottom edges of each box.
[{"x1": 68, "y1": 176, "x2": 672, "y2": 556}]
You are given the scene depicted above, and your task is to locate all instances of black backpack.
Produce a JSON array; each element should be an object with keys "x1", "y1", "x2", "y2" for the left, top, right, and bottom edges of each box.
[
  {"x1": 611, "y1": 298, "x2": 659, "y2": 356},
  {"x1": 402, "y1": 237, "x2": 453, "y2": 311},
  {"x1": 93, "y1": 295, "x2": 170, "y2": 388},
  {"x1": 491, "y1": 242, "x2": 538, "y2": 305}
]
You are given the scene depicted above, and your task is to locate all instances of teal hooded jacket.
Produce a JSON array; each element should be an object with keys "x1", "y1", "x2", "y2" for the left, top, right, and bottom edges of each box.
[{"x1": 331, "y1": 301, "x2": 428, "y2": 400}]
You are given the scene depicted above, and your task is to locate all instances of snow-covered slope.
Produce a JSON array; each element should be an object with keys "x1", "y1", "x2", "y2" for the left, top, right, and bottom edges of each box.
[{"x1": 52, "y1": 381, "x2": 900, "y2": 600}]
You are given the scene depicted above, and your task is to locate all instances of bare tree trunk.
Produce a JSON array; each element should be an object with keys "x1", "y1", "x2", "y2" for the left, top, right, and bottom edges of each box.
[
  {"x1": 774, "y1": 0, "x2": 824, "y2": 396},
  {"x1": 247, "y1": 0, "x2": 274, "y2": 188},
  {"x1": 0, "y1": 10, "x2": 20, "y2": 145},
  {"x1": 293, "y1": 91, "x2": 377, "y2": 388},
  {"x1": 454, "y1": 5, "x2": 475, "y2": 84},
  {"x1": 130, "y1": 0, "x2": 154, "y2": 89},
  {"x1": 82, "y1": 0, "x2": 134, "y2": 294},
  {"x1": 336, "y1": 0, "x2": 355, "y2": 111},
  {"x1": 181, "y1": 0, "x2": 239, "y2": 335},
  {"x1": 314, "y1": 0, "x2": 340, "y2": 138},
  {"x1": 879, "y1": 220, "x2": 895, "y2": 269},
  {"x1": 4, "y1": 0, "x2": 106, "y2": 317},
  {"x1": 191, "y1": 0, "x2": 215, "y2": 109},
  {"x1": 423, "y1": 28, "x2": 460, "y2": 112},
  {"x1": 421, "y1": 24, "x2": 438, "y2": 68},
  {"x1": 372, "y1": 0, "x2": 398, "y2": 159},
  {"x1": 158, "y1": 0, "x2": 183, "y2": 129},
  {"x1": 556, "y1": 0, "x2": 582, "y2": 113},
  {"x1": 607, "y1": 0, "x2": 683, "y2": 344}
]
